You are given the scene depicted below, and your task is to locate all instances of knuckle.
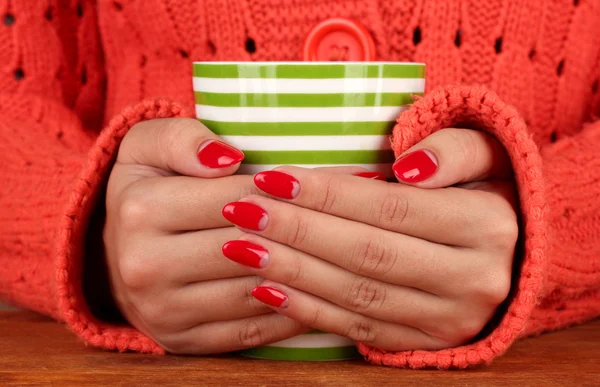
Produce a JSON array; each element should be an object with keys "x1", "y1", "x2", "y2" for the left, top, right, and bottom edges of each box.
[
  {"x1": 237, "y1": 320, "x2": 266, "y2": 348},
  {"x1": 448, "y1": 128, "x2": 481, "y2": 169},
  {"x1": 284, "y1": 253, "x2": 305, "y2": 287},
  {"x1": 137, "y1": 301, "x2": 169, "y2": 328},
  {"x1": 489, "y1": 213, "x2": 519, "y2": 251},
  {"x1": 344, "y1": 319, "x2": 377, "y2": 343},
  {"x1": 345, "y1": 277, "x2": 387, "y2": 313},
  {"x1": 118, "y1": 251, "x2": 158, "y2": 290},
  {"x1": 350, "y1": 235, "x2": 397, "y2": 278},
  {"x1": 468, "y1": 266, "x2": 512, "y2": 306},
  {"x1": 157, "y1": 334, "x2": 192, "y2": 355},
  {"x1": 286, "y1": 216, "x2": 310, "y2": 247},
  {"x1": 313, "y1": 175, "x2": 341, "y2": 213},
  {"x1": 440, "y1": 317, "x2": 486, "y2": 345},
  {"x1": 375, "y1": 189, "x2": 409, "y2": 230},
  {"x1": 117, "y1": 192, "x2": 152, "y2": 231}
]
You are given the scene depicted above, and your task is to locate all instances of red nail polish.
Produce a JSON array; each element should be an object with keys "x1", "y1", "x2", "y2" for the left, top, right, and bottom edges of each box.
[
  {"x1": 197, "y1": 140, "x2": 244, "y2": 168},
  {"x1": 392, "y1": 150, "x2": 438, "y2": 183},
  {"x1": 222, "y1": 202, "x2": 268, "y2": 231},
  {"x1": 222, "y1": 240, "x2": 270, "y2": 268},
  {"x1": 254, "y1": 171, "x2": 300, "y2": 199},
  {"x1": 353, "y1": 171, "x2": 386, "y2": 181},
  {"x1": 252, "y1": 286, "x2": 288, "y2": 308}
]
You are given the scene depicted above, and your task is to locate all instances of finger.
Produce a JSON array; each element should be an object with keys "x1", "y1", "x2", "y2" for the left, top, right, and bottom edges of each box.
[
  {"x1": 252, "y1": 281, "x2": 447, "y2": 352},
  {"x1": 142, "y1": 228, "x2": 251, "y2": 285},
  {"x1": 134, "y1": 276, "x2": 272, "y2": 335},
  {"x1": 161, "y1": 312, "x2": 309, "y2": 355},
  {"x1": 120, "y1": 174, "x2": 259, "y2": 231},
  {"x1": 250, "y1": 167, "x2": 506, "y2": 247},
  {"x1": 222, "y1": 196, "x2": 474, "y2": 295},
  {"x1": 391, "y1": 128, "x2": 512, "y2": 187},
  {"x1": 118, "y1": 118, "x2": 244, "y2": 178},
  {"x1": 222, "y1": 234, "x2": 453, "y2": 334}
]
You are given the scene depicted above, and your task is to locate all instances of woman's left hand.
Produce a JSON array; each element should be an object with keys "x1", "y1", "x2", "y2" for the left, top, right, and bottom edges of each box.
[{"x1": 221, "y1": 128, "x2": 518, "y2": 351}]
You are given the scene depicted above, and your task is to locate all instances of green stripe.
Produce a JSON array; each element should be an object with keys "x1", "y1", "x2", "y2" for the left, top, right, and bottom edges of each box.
[
  {"x1": 199, "y1": 120, "x2": 395, "y2": 136},
  {"x1": 243, "y1": 150, "x2": 395, "y2": 164},
  {"x1": 195, "y1": 92, "x2": 421, "y2": 107},
  {"x1": 193, "y1": 63, "x2": 425, "y2": 79},
  {"x1": 239, "y1": 345, "x2": 360, "y2": 361}
]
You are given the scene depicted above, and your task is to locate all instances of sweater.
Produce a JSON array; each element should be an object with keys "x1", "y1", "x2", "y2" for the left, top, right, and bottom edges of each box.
[{"x1": 0, "y1": 0, "x2": 599, "y2": 369}]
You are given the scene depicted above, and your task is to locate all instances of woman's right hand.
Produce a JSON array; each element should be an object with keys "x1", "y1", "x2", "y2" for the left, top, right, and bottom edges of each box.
[{"x1": 103, "y1": 118, "x2": 308, "y2": 354}]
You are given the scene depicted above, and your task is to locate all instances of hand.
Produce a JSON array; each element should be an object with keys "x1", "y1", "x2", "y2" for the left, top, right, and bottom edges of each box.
[
  {"x1": 103, "y1": 118, "x2": 308, "y2": 354},
  {"x1": 220, "y1": 128, "x2": 518, "y2": 351}
]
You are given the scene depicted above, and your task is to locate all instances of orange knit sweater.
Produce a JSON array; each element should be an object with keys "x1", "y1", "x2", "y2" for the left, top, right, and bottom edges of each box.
[{"x1": 1, "y1": 0, "x2": 599, "y2": 369}]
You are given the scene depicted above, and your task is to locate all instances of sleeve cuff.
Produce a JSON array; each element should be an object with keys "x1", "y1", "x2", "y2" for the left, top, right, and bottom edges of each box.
[
  {"x1": 55, "y1": 98, "x2": 193, "y2": 354},
  {"x1": 357, "y1": 84, "x2": 549, "y2": 368}
]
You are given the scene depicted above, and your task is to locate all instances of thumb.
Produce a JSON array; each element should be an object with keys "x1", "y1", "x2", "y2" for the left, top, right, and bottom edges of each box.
[
  {"x1": 392, "y1": 128, "x2": 512, "y2": 188},
  {"x1": 117, "y1": 118, "x2": 244, "y2": 178}
]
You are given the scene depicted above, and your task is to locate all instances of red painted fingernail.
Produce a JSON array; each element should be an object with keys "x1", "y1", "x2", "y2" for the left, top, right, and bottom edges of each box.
[
  {"x1": 392, "y1": 150, "x2": 438, "y2": 183},
  {"x1": 252, "y1": 286, "x2": 288, "y2": 308},
  {"x1": 222, "y1": 202, "x2": 268, "y2": 231},
  {"x1": 222, "y1": 240, "x2": 270, "y2": 269},
  {"x1": 197, "y1": 140, "x2": 244, "y2": 168},
  {"x1": 353, "y1": 171, "x2": 386, "y2": 181},
  {"x1": 254, "y1": 171, "x2": 300, "y2": 199}
]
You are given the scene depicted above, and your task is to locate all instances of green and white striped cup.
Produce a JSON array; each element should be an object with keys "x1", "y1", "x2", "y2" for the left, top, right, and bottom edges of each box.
[{"x1": 192, "y1": 61, "x2": 425, "y2": 361}]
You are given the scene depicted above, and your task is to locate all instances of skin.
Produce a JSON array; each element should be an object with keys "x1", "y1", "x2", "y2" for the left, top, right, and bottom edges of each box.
[
  {"x1": 232, "y1": 129, "x2": 518, "y2": 351},
  {"x1": 105, "y1": 118, "x2": 517, "y2": 353},
  {"x1": 103, "y1": 118, "x2": 364, "y2": 354}
]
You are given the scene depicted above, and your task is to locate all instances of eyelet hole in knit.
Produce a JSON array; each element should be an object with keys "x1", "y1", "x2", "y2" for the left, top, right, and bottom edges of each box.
[
  {"x1": 14, "y1": 68, "x2": 25, "y2": 81},
  {"x1": 528, "y1": 48, "x2": 536, "y2": 60},
  {"x1": 45, "y1": 7, "x2": 53, "y2": 21},
  {"x1": 140, "y1": 55, "x2": 147, "y2": 67},
  {"x1": 557, "y1": 59, "x2": 565, "y2": 76},
  {"x1": 454, "y1": 29, "x2": 462, "y2": 48},
  {"x1": 113, "y1": 2, "x2": 123, "y2": 11},
  {"x1": 592, "y1": 79, "x2": 599, "y2": 94},
  {"x1": 412, "y1": 26, "x2": 422, "y2": 46},
  {"x1": 76, "y1": 3, "x2": 83, "y2": 17},
  {"x1": 3, "y1": 13, "x2": 15, "y2": 26},
  {"x1": 208, "y1": 41, "x2": 216, "y2": 55},
  {"x1": 494, "y1": 37, "x2": 503, "y2": 54},
  {"x1": 245, "y1": 38, "x2": 256, "y2": 54},
  {"x1": 57, "y1": 132, "x2": 64, "y2": 140},
  {"x1": 178, "y1": 49, "x2": 189, "y2": 58},
  {"x1": 81, "y1": 67, "x2": 87, "y2": 85},
  {"x1": 550, "y1": 131, "x2": 558, "y2": 143},
  {"x1": 573, "y1": 0, "x2": 580, "y2": 6}
]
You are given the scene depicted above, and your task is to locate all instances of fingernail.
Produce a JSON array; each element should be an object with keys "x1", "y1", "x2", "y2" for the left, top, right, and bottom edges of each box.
[
  {"x1": 197, "y1": 140, "x2": 244, "y2": 168},
  {"x1": 252, "y1": 286, "x2": 288, "y2": 308},
  {"x1": 222, "y1": 202, "x2": 268, "y2": 231},
  {"x1": 254, "y1": 171, "x2": 300, "y2": 199},
  {"x1": 222, "y1": 240, "x2": 270, "y2": 269},
  {"x1": 353, "y1": 171, "x2": 386, "y2": 181},
  {"x1": 392, "y1": 149, "x2": 438, "y2": 183}
]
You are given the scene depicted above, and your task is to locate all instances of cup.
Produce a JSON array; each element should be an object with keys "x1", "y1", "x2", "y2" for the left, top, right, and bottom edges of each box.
[{"x1": 192, "y1": 61, "x2": 426, "y2": 360}]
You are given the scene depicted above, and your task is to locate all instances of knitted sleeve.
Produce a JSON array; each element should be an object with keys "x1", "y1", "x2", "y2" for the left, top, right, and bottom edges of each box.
[
  {"x1": 357, "y1": 84, "x2": 600, "y2": 369},
  {"x1": 0, "y1": 0, "x2": 194, "y2": 355},
  {"x1": 0, "y1": 93, "x2": 191, "y2": 353}
]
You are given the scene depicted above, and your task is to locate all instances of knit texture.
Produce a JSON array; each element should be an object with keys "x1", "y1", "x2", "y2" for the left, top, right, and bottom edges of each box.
[{"x1": 1, "y1": 0, "x2": 599, "y2": 369}]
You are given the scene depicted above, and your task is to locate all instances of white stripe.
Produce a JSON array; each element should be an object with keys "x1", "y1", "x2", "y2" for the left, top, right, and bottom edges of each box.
[
  {"x1": 237, "y1": 163, "x2": 394, "y2": 178},
  {"x1": 196, "y1": 105, "x2": 407, "y2": 122},
  {"x1": 267, "y1": 333, "x2": 355, "y2": 348},
  {"x1": 221, "y1": 135, "x2": 392, "y2": 151},
  {"x1": 193, "y1": 77, "x2": 425, "y2": 94}
]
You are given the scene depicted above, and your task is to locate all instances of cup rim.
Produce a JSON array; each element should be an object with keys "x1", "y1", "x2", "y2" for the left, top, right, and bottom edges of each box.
[{"x1": 193, "y1": 61, "x2": 425, "y2": 66}]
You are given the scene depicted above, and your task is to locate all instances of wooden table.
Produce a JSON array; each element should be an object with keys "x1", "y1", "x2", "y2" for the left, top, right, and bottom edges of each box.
[{"x1": 0, "y1": 311, "x2": 598, "y2": 387}]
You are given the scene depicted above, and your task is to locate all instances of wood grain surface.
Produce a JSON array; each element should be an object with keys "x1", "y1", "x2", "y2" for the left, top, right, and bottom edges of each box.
[{"x1": 0, "y1": 311, "x2": 598, "y2": 387}]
